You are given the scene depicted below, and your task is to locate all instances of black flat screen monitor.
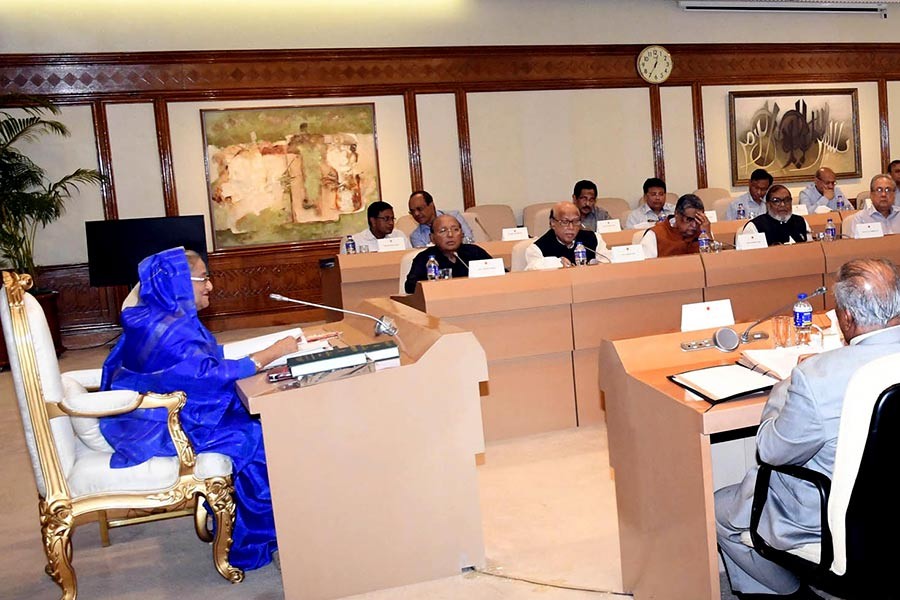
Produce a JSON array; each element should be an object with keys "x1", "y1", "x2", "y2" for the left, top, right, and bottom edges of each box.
[{"x1": 85, "y1": 215, "x2": 208, "y2": 287}]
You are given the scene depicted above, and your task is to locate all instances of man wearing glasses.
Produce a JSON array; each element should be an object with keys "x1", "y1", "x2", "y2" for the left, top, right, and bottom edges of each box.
[
  {"x1": 340, "y1": 200, "x2": 410, "y2": 253},
  {"x1": 404, "y1": 214, "x2": 493, "y2": 293},
  {"x1": 525, "y1": 201, "x2": 610, "y2": 270},
  {"x1": 742, "y1": 185, "x2": 811, "y2": 246},
  {"x1": 799, "y1": 167, "x2": 849, "y2": 212},
  {"x1": 842, "y1": 174, "x2": 900, "y2": 236},
  {"x1": 408, "y1": 190, "x2": 474, "y2": 248},
  {"x1": 639, "y1": 194, "x2": 710, "y2": 258}
]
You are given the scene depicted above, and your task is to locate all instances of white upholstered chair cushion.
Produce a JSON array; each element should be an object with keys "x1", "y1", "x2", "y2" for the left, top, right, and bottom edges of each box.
[
  {"x1": 397, "y1": 250, "x2": 420, "y2": 295},
  {"x1": 61, "y1": 368, "x2": 103, "y2": 391},
  {"x1": 510, "y1": 239, "x2": 532, "y2": 272},
  {"x1": 739, "y1": 531, "x2": 821, "y2": 563}
]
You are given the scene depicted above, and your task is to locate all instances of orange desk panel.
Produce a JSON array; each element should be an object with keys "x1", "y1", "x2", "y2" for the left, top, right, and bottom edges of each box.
[{"x1": 821, "y1": 236, "x2": 900, "y2": 309}]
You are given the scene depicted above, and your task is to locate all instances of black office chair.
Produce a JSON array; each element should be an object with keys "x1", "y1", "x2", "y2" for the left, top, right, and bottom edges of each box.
[{"x1": 748, "y1": 373, "x2": 900, "y2": 600}]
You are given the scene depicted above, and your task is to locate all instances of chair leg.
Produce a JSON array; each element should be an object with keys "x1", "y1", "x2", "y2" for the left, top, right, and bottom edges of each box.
[
  {"x1": 39, "y1": 498, "x2": 77, "y2": 600},
  {"x1": 97, "y1": 510, "x2": 111, "y2": 547},
  {"x1": 203, "y1": 476, "x2": 244, "y2": 584}
]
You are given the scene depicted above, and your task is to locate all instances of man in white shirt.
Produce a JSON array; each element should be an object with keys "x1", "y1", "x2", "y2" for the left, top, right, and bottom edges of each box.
[
  {"x1": 843, "y1": 174, "x2": 900, "y2": 236},
  {"x1": 624, "y1": 178, "x2": 674, "y2": 229},
  {"x1": 725, "y1": 168, "x2": 771, "y2": 220},
  {"x1": 798, "y1": 167, "x2": 849, "y2": 212},
  {"x1": 888, "y1": 159, "x2": 900, "y2": 207},
  {"x1": 340, "y1": 200, "x2": 410, "y2": 253},
  {"x1": 524, "y1": 201, "x2": 611, "y2": 269}
]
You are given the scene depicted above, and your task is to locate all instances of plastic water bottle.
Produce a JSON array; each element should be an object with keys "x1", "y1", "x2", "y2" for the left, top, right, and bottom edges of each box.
[
  {"x1": 736, "y1": 203, "x2": 746, "y2": 220},
  {"x1": 344, "y1": 235, "x2": 357, "y2": 254},
  {"x1": 573, "y1": 242, "x2": 587, "y2": 266},
  {"x1": 425, "y1": 255, "x2": 440, "y2": 280},
  {"x1": 824, "y1": 218, "x2": 836, "y2": 242},
  {"x1": 749, "y1": 210, "x2": 757, "y2": 219},
  {"x1": 793, "y1": 293, "x2": 813, "y2": 345},
  {"x1": 658, "y1": 212, "x2": 667, "y2": 222},
  {"x1": 698, "y1": 229, "x2": 711, "y2": 253},
  {"x1": 836, "y1": 197, "x2": 846, "y2": 212}
]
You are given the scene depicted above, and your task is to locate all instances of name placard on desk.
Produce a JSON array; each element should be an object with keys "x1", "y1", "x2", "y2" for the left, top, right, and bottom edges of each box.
[
  {"x1": 596, "y1": 219, "x2": 622, "y2": 233},
  {"x1": 735, "y1": 232, "x2": 768, "y2": 250},
  {"x1": 468, "y1": 258, "x2": 506, "y2": 278},
  {"x1": 793, "y1": 204, "x2": 809, "y2": 216},
  {"x1": 376, "y1": 237, "x2": 408, "y2": 252},
  {"x1": 853, "y1": 222, "x2": 884, "y2": 239},
  {"x1": 706, "y1": 210, "x2": 718, "y2": 223},
  {"x1": 501, "y1": 226, "x2": 529, "y2": 241},
  {"x1": 610, "y1": 244, "x2": 646, "y2": 263},
  {"x1": 681, "y1": 299, "x2": 735, "y2": 332}
]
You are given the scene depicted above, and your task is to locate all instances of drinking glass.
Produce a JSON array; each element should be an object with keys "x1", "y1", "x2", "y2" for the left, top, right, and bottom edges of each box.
[
  {"x1": 439, "y1": 268, "x2": 453, "y2": 280},
  {"x1": 773, "y1": 315, "x2": 792, "y2": 348}
]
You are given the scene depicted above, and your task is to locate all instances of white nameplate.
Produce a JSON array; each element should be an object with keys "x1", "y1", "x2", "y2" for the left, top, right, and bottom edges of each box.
[
  {"x1": 735, "y1": 232, "x2": 768, "y2": 250},
  {"x1": 854, "y1": 222, "x2": 884, "y2": 239},
  {"x1": 793, "y1": 204, "x2": 809, "y2": 216},
  {"x1": 468, "y1": 258, "x2": 506, "y2": 278},
  {"x1": 501, "y1": 226, "x2": 529, "y2": 241},
  {"x1": 681, "y1": 299, "x2": 735, "y2": 333},
  {"x1": 376, "y1": 237, "x2": 407, "y2": 252},
  {"x1": 610, "y1": 244, "x2": 646, "y2": 263},
  {"x1": 706, "y1": 210, "x2": 718, "y2": 223},
  {"x1": 595, "y1": 219, "x2": 622, "y2": 233}
]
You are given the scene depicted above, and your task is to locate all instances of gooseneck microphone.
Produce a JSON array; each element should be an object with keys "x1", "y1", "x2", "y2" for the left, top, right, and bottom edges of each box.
[
  {"x1": 740, "y1": 286, "x2": 827, "y2": 344},
  {"x1": 582, "y1": 244, "x2": 612, "y2": 264},
  {"x1": 269, "y1": 293, "x2": 399, "y2": 337}
]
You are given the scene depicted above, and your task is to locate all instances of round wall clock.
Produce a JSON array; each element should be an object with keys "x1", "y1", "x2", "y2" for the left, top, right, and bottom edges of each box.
[{"x1": 637, "y1": 45, "x2": 673, "y2": 84}]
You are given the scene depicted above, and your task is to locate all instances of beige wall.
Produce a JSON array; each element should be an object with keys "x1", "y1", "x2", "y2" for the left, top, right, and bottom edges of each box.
[
  {"x1": 4, "y1": 0, "x2": 900, "y2": 53},
  {"x1": 106, "y1": 103, "x2": 166, "y2": 220},
  {"x1": 468, "y1": 88, "x2": 654, "y2": 223},
  {"x1": 417, "y1": 94, "x2": 466, "y2": 214},
  {"x1": 660, "y1": 86, "x2": 698, "y2": 198}
]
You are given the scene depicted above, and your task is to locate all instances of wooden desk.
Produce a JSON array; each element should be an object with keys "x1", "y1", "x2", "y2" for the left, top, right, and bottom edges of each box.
[
  {"x1": 701, "y1": 243, "x2": 826, "y2": 322},
  {"x1": 400, "y1": 270, "x2": 575, "y2": 441},
  {"x1": 821, "y1": 235, "x2": 900, "y2": 309},
  {"x1": 338, "y1": 240, "x2": 519, "y2": 312},
  {"x1": 599, "y1": 323, "x2": 773, "y2": 600},
  {"x1": 236, "y1": 298, "x2": 487, "y2": 600},
  {"x1": 570, "y1": 255, "x2": 705, "y2": 425}
]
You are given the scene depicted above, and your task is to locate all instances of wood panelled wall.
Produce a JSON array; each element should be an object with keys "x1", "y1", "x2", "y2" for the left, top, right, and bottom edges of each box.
[{"x1": 3, "y1": 43, "x2": 899, "y2": 343}]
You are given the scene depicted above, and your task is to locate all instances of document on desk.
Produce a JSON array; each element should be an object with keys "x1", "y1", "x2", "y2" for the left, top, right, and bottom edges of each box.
[{"x1": 668, "y1": 364, "x2": 779, "y2": 404}]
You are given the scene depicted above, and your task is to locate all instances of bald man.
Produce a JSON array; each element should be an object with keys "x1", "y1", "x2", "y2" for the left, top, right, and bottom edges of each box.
[
  {"x1": 799, "y1": 167, "x2": 849, "y2": 212},
  {"x1": 524, "y1": 201, "x2": 610, "y2": 270}
]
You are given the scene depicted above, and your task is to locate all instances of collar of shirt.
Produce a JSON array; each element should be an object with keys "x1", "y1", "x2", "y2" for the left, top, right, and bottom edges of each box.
[
  {"x1": 555, "y1": 236, "x2": 576, "y2": 249},
  {"x1": 850, "y1": 323, "x2": 900, "y2": 345},
  {"x1": 642, "y1": 203, "x2": 673, "y2": 217},
  {"x1": 865, "y1": 204, "x2": 899, "y2": 220}
]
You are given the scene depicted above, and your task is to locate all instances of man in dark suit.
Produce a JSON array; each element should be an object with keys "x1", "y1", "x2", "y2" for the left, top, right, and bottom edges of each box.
[{"x1": 716, "y1": 258, "x2": 900, "y2": 599}]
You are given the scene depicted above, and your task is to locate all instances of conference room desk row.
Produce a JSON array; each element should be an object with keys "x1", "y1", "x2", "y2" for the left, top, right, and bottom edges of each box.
[
  {"x1": 336, "y1": 212, "x2": 851, "y2": 315},
  {"x1": 392, "y1": 234, "x2": 900, "y2": 442}
]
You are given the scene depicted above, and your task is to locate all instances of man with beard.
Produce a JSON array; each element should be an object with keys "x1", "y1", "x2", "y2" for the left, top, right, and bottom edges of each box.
[{"x1": 742, "y1": 185, "x2": 811, "y2": 246}]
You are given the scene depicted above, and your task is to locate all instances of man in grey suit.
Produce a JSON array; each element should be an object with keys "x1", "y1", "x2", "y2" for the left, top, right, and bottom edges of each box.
[{"x1": 716, "y1": 258, "x2": 900, "y2": 599}]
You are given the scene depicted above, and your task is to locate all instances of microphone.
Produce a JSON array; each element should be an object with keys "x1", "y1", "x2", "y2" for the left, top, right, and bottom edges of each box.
[
  {"x1": 453, "y1": 252, "x2": 470, "y2": 270},
  {"x1": 740, "y1": 286, "x2": 827, "y2": 344},
  {"x1": 582, "y1": 244, "x2": 611, "y2": 264},
  {"x1": 269, "y1": 293, "x2": 399, "y2": 337}
]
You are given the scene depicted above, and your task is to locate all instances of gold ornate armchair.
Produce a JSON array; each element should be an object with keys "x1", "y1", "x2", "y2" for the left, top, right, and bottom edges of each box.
[{"x1": 1, "y1": 272, "x2": 244, "y2": 600}]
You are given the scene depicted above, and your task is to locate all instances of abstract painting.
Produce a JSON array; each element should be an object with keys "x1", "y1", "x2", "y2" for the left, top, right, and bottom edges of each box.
[
  {"x1": 202, "y1": 103, "x2": 381, "y2": 249},
  {"x1": 728, "y1": 89, "x2": 861, "y2": 185}
]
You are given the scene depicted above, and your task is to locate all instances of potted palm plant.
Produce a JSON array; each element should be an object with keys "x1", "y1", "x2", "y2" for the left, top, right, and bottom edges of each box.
[{"x1": 1, "y1": 95, "x2": 104, "y2": 360}]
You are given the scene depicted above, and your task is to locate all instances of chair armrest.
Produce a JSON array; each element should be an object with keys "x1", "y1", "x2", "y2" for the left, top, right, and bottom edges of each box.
[
  {"x1": 60, "y1": 390, "x2": 197, "y2": 469},
  {"x1": 61, "y1": 368, "x2": 103, "y2": 391},
  {"x1": 750, "y1": 461, "x2": 833, "y2": 569},
  {"x1": 60, "y1": 390, "x2": 142, "y2": 417}
]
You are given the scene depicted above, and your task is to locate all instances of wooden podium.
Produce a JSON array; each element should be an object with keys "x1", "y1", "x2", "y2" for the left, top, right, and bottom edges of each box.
[
  {"x1": 599, "y1": 316, "x2": 829, "y2": 600},
  {"x1": 236, "y1": 298, "x2": 488, "y2": 600}
]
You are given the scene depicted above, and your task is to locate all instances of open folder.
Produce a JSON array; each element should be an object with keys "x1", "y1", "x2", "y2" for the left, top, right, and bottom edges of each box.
[{"x1": 668, "y1": 364, "x2": 780, "y2": 405}]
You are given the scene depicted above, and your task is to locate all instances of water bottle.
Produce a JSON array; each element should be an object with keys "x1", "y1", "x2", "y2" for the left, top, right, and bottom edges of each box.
[
  {"x1": 736, "y1": 203, "x2": 746, "y2": 220},
  {"x1": 793, "y1": 293, "x2": 813, "y2": 345},
  {"x1": 344, "y1": 235, "x2": 357, "y2": 254},
  {"x1": 749, "y1": 210, "x2": 757, "y2": 219},
  {"x1": 658, "y1": 212, "x2": 667, "y2": 222},
  {"x1": 425, "y1": 255, "x2": 440, "y2": 280},
  {"x1": 824, "y1": 218, "x2": 836, "y2": 242},
  {"x1": 836, "y1": 197, "x2": 846, "y2": 212},
  {"x1": 573, "y1": 242, "x2": 587, "y2": 266},
  {"x1": 698, "y1": 229, "x2": 711, "y2": 253}
]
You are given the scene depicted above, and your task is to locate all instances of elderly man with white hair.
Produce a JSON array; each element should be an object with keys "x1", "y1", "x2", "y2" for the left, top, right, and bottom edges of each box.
[
  {"x1": 842, "y1": 173, "x2": 900, "y2": 236},
  {"x1": 715, "y1": 258, "x2": 900, "y2": 599}
]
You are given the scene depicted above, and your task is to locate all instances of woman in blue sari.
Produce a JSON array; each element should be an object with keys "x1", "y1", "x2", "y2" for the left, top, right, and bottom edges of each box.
[{"x1": 100, "y1": 247, "x2": 298, "y2": 570}]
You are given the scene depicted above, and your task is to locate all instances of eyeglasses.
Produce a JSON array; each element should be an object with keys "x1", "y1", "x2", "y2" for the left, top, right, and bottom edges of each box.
[
  {"x1": 551, "y1": 217, "x2": 582, "y2": 228},
  {"x1": 373, "y1": 216, "x2": 395, "y2": 222},
  {"x1": 434, "y1": 226, "x2": 462, "y2": 236},
  {"x1": 767, "y1": 197, "x2": 792, "y2": 206},
  {"x1": 873, "y1": 187, "x2": 895, "y2": 194},
  {"x1": 190, "y1": 275, "x2": 211, "y2": 283}
]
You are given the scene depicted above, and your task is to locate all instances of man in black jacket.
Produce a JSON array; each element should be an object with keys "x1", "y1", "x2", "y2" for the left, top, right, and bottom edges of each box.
[
  {"x1": 742, "y1": 185, "x2": 811, "y2": 246},
  {"x1": 404, "y1": 214, "x2": 493, "y2": 293}
]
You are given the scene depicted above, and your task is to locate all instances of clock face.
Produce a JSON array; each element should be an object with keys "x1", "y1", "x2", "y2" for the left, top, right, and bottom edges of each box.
[{"x1": 637, "y1": 45, "x2": 673, "y2": 84}]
